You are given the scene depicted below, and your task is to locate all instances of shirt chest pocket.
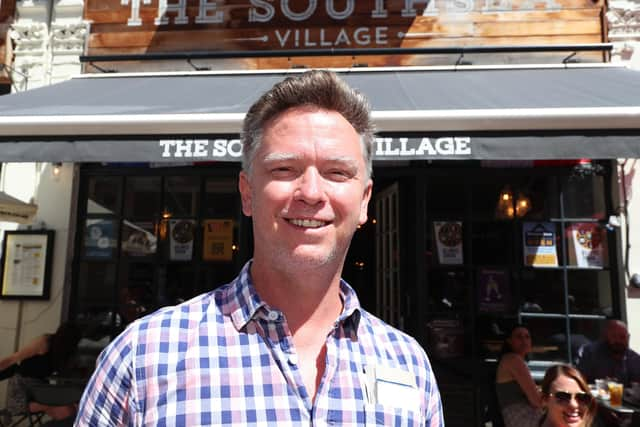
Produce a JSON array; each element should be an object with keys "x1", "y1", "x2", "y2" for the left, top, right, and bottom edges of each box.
[{"x1": 364, "y1": 403, "x2": 424, "y2": 427}]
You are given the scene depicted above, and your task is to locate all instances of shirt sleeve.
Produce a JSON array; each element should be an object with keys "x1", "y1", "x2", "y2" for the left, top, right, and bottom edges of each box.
[
  {"x1": 425, "y1": 368, "x2": 445, "y2": 427},
  {"x1": 74, "y1": 331, "x2": 136, "y2": 427}
]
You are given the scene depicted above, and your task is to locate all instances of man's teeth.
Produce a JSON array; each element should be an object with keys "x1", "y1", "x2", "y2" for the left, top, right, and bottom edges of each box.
[{"x1": 289, "y1": 219, "x2": 326, "y2": 228}]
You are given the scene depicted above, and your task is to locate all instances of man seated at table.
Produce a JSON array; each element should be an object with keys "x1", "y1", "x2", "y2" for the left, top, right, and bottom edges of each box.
[{"x1": 576, "y1": 319, "x2": 640, "y2": 386}]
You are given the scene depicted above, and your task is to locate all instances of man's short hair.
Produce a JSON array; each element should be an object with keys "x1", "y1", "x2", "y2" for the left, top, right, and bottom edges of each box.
[{"x1": 241, "y1": 70, "x2": 375, "y2": 177}]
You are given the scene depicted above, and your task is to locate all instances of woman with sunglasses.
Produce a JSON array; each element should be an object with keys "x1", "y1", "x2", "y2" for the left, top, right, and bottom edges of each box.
[
  {"x1": 496, "y1": 324, "x2": 543, "y2": 427},
  {"x1": 539, "y1": 364, "x2": 597, "y2": 427}
]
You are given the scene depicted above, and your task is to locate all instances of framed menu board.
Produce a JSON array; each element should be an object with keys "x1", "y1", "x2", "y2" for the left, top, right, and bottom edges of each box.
[{"x1": 0, "y1": 230, "x2": 54, "y2": 299}]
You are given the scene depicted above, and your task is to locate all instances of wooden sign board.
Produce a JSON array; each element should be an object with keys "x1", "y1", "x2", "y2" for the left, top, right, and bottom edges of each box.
[{"x1": 84, "y1": 0, "x2": 606, "y2": 69}]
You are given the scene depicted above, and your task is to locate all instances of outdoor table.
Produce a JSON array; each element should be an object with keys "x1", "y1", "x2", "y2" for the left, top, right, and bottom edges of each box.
[
  {"x1": 594, "y1": 395, "x2": 640, "y2": 427},
  {"x1": 26, "y1": 377, "x2": 87, "y2": 407}
]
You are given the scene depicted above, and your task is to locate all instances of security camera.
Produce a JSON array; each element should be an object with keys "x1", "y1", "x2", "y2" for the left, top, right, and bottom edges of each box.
[{"x1": 631, "y1": 274, "x2": 640, "y2": 289}]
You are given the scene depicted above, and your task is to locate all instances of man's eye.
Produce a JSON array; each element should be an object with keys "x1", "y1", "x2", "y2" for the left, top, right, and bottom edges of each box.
[
  {"x1": 326, "y1": 170, "x2": 351, "y2": 181},
  {"x1": 271, "y1": 167, "x2": 295, "y2": 177}
]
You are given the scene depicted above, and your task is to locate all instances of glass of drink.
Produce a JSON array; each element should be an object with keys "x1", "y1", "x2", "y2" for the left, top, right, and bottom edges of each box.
[
  {"x1": 608, "y1": 381, "x2": 623, "y2": 407},
  {"x1": 595, "y1": 379, "x2": 609, "y2": 399}
]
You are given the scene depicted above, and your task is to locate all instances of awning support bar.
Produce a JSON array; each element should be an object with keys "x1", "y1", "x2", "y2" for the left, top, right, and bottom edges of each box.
[{"x1": 79, "y1": 44, "x2": 613, "y2": 63}]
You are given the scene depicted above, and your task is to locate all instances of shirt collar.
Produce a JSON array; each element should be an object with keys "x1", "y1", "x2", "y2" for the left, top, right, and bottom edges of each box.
[{"x1": 221, "y1": 260, "x2": 362, "y2": 332}]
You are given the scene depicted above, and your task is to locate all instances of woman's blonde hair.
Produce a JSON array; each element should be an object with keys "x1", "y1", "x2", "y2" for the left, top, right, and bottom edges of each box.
[{"x1": 540, "y1": 364, "x2": 597, "y2": 427}]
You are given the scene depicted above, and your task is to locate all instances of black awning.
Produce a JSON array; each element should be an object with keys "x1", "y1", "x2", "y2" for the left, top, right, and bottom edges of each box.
[{"x1": 1, "y1": 66, "x2": 640, "y2": 162}]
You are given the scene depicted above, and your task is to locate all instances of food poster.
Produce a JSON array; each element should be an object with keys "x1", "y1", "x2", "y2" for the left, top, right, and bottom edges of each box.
[
  {"x1": 203, "y1": 219, "x2": 234, "y2": 261},
  {"x1": 567, "y1": 222, "x2": 606, "y2": 267},
  {"x1": 433, "y1": 221, "x2": 463, "y2": 265},
  {"x1": 523, "y1": 222, "x2": 558, "y2": 267},
  {"x1": 169, "y1": 219, "x2": 196, "y2": 261},
  {"x1": 121, "y1": 221, "x2": 157, "y2": 256}
]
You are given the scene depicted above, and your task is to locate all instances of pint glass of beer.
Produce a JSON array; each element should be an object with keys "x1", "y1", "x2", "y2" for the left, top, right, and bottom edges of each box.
[{"x1": 608, "y1": 381, "x2": 623, "y2": 407}]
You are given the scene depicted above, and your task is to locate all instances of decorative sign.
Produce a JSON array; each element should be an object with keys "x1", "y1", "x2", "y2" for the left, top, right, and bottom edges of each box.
[
  {"x1": 0, "y1": 230, "x2": 54, "y2": 299},
  {"x1": 523, "y1": 222, "x2": 558, "y2": 267},
  {"x1": 85, "y1": 0, "x2": 603, "y2": 68},
  {"x1": 433, "y1": 221, "x2": 463, "y2": 265},
  {"x1": 169, "y1": 219, "x2": 195, "y2": 261},
  {"x1": 203, "y1": 219, "x2": 233, "y2": 261},
  {"x1": 567, "y1": 222, "x2": 606, "y2": 267},
  {"x1": 477, "y1": 268, "x2": 511, "y2": 313}
]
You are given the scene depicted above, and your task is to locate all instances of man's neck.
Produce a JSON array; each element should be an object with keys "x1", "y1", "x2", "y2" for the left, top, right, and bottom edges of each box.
[{"x1": 249, "y1": 259, "x2": 344, "y2": 334}]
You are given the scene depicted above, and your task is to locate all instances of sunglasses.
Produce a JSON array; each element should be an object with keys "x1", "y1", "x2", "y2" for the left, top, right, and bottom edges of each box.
[{"x1": 551, "y1": 391, "x2": 593, "y2": 406}]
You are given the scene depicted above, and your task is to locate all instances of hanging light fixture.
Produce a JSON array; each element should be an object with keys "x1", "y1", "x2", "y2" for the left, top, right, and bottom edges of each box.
[
  {"x1": 515, "y1": 193, "x2": 532, "y2": 218},
  {"x1": 495, "y1": 186, "x2": 514, "y2": 219},
  {"x1": 495, "y1": 186, "x2": 533, "y2": 219}
]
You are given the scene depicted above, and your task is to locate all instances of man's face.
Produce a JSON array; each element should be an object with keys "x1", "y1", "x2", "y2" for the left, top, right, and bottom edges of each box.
[
  {"x1": 606, "y1": 323, "x2": 629, "y2": 356},
  {"x1": 239, "y1": 106, "x2": 372, "y2": 272}
]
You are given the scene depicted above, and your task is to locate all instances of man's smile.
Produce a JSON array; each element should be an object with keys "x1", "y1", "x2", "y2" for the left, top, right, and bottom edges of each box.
[{"x1": 287, "y1": 218, "x2": 328, "y2": 228}]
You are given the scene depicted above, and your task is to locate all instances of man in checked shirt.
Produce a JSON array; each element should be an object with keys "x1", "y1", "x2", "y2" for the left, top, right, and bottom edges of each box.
[{"x1": 75, "y1": 70, "x2": 444, "y2": 426}]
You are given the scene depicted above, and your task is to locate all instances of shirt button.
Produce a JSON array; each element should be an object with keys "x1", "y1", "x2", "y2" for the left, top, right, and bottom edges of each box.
[
  {"x1": 267, "y1": 311, "x2": 279, "y2": 321},
  {"x1": 288, "y1": 354, "x2": 298, "y2": 365}
]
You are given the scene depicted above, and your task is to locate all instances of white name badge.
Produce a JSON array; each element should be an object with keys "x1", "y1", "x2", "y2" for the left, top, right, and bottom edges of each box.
[{"x1": 374, "y1": 365, "x2": 420, "y2": 410}]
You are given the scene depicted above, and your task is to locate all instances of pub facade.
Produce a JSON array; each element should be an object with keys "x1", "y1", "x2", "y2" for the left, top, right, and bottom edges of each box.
[{"x1": 2, "y1": 1, "x2": 640, "y2": 425}]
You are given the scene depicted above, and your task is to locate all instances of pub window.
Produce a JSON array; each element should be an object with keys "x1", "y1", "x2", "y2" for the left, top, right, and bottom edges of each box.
[
  {"x1": 123, "y1": 176, "x2": 161, "y2": 218},
  {"x1": 423, "y1": 163, "x2": 615, "y2": 374},
  {"x1": 165, "y1": 176, "x2": 200, "y2": 217},
  {"x1": 73, "y1": 166, "x2": 247, "y2": 352}
]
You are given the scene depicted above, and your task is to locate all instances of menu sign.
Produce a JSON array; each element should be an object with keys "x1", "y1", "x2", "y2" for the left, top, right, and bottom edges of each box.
[{"x1": 523, "y1": 222, "x2": 558, "y2": 267}]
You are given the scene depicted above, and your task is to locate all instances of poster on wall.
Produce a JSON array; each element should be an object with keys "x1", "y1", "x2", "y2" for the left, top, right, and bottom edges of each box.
[
  {"x1": 567, "y1": 223, "x2": 606, "y2": 267},
  {"x1": 477, "y1": 268, "x2": 511, "y2": 313},
  {"x1": 426, "y1": 319, "x2": 465, "y2": 359},
  {"x1": 121, "y1": 221, "x2": 157, "y2": 256},
  {"x1": 169, "y1": 219, "x2": 196, "y2": 261},
  {"x1": 203, "y1": 219, "x2": 234, "y2": 261},
  {"x1": 84, "y1": 218, "x2": 117, "y2": 258},
  {"x1": 433, "y1": 221, "x2": 463, "y2": 265},
  {"x1": 522, "y1": 222, "x2": 558, "y2": 267},
  {"x1": 0, "y1": 230, "x2": 54, "y2": 299}
]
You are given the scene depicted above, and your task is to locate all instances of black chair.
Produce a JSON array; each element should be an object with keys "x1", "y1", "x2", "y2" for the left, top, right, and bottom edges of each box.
[{"x1": 0, "y1": 377, "x2": 45, "y2": 427}]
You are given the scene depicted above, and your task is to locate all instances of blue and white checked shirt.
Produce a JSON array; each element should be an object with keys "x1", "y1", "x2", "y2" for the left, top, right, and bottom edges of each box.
[{"x1": 75, "y1": 261, "x2": 444, "y2": 426}]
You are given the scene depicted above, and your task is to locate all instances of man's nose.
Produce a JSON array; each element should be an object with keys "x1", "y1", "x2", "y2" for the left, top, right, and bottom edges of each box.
[{"x1": 295, "y1": 168, "x2": 324, "y2": 203}]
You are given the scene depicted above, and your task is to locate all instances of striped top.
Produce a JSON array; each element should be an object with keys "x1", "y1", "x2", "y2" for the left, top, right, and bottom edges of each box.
[{"x1": 75, "y1": 261, "x2": 444, "y2": 426}]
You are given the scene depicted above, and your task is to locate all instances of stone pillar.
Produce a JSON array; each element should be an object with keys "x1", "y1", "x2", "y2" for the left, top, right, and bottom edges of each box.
[
  {"x1": 10, "y1": 0, "x2": 86, "y2": 91},
  {"x1": 607, "y1": 0, "x2": 640, "y2": 64},
  {"x1": 10, "y1": 0, "x2": 50, "y2": 90},
  {"x1": 50, "y1": 0, "x2": 87, "y2": 84}
]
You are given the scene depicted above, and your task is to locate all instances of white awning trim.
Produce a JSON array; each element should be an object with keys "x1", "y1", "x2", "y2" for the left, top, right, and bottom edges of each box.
[{"x1": 1, "y1": 107, "x2": 640, "y2": 137}]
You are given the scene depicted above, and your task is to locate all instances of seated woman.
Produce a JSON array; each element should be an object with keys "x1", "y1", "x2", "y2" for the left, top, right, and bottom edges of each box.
[
  {"x1": 539, "y1": 364, "x2": 596, "y2": 427},
  {"x1": 496, "y1": 324, "x2": 543, "y2": 427},
  {"x1": 0, "y1": 322, "x2": 82, "y2": 423}
]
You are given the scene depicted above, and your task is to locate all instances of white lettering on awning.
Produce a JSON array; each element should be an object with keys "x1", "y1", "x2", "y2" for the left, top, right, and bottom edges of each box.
[{"x1": 160, "y1": 137, "x2": 472, "y2": 160}]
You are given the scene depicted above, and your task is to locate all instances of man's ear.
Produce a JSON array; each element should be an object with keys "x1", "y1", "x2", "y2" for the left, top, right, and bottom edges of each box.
[
  {"x1": 358, "y1": 179, "x2": 373, "y2": 225},
  {"x1": 238, "y1": 171, "x2": 252, "y2": 217}
]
